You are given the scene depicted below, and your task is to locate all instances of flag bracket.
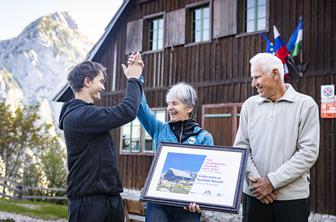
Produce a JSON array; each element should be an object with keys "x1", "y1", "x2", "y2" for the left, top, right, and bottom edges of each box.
[
  {"x1": 287, "y1": 57, "x2": 309, "y2": 78},
  {"x1": 296, "y1": 61, "x2": 309, "y2": 77}
]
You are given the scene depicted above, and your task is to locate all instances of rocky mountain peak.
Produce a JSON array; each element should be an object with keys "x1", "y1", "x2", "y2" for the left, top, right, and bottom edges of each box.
[
  {"x1": 22, "y1": 11, "x2": 78, "y2": 37},
  {"x1": 0, "y1": 11, "x2": 93, "y2": 124}
]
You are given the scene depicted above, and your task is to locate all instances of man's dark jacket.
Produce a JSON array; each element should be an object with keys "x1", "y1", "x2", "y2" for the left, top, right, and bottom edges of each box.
[{"x1": 59, "y1": 78, "x2": 142, "y2": 199}]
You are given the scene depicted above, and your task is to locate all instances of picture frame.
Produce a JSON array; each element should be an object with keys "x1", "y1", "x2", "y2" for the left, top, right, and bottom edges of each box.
[{"x1": 140, "y1": 142, "x2": 248, "y2": 213}]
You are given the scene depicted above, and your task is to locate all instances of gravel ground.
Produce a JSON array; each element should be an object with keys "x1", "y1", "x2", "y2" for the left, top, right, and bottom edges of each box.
[
  {"x1": 2, "y1": 188, "x2": 336, "y2": 222},
  {"x1": 0, "y1": 211, "x2": 66, "y2": 222},
  {"x1": 1, "y1": 210, "x2": 336, "y2": 222},
  {"x1": 201, "y1": 211, "x2": 336, "y2": 222}
]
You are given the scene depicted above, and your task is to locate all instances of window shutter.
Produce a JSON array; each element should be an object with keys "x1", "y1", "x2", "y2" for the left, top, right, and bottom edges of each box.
[
  {"x1": 125, "y1": 19, "x2": 143, "y2": 54},
  {"x1": 213, "y1": 0, "x2": 237, "y2": 38},
  {"x1": 165, "y1": 9, "x2": 186, "y2": 47}
]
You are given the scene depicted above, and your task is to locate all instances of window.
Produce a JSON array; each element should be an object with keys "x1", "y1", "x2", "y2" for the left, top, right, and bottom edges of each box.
[
  {"x1": 245, "y1": 0, "x2": 266, "y2": 33},
  {"x1": 120, "y1": 109, "x2": 166, "y2": 154},
  {"x1": 192, "y1": 6, "x2": 210, "y2": 42},
  {"x1": 148, "y1": 17, "x2": 164, "y2": 50},
  {"x1": 121, "y1": 118, "x2": 141, "y2": 153}
]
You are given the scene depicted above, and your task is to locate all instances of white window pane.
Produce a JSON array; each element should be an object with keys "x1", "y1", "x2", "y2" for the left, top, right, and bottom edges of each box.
[
  {"x1": 195, "y1": 9, "x2": 201, "y2": 20},
  {"x1": 152, "y1": 40, "x2": 157, "y2": 50},
  {"x1": 257, "y1": 18, "x2": 266, "y2": 30},
  {"x1": 145, "y1": 130, "x2": 152, "y2": 139},
  {"x1": 158, "y1": 39, "x2": 163, "y2": 49},
  {"x1": 195, "y1": 21, "x2": 201, "y2": 32},
  {"x1": 153, "y1": 30, "x2": 158, "y2": 41},
  {"x1": 130, "y1": 141, "x2": 140, "y2": 151},
  {"x1": 258, "y1": 0, "x2": 266, "y2": 6},
  {"x1": 133, "y1": 118, "x2": 140, "y2": 126},
  {"x1": 159, "y1": 19, "x2": 163, "y2": 29},
  {"x1": 203, "y1": 7, "x2": 209, "y2": 18},
  {"x1": 195, "y1": 31, "x2": 201, "y2": 42},
  {"x1": 247, "y1": 0, "x2": 255, "y2": 8},
  {"x1": 246, "y1": 21, "x2": 255, "y2": 32},
  {"x1": 122, "y1": 126, "x2": 131, "y2": 138},
  {"x1": 156, "y1": 111, "x2": 166, "y2": 121},
  {"x1": 203, "y1": 29, "x2": 209, "y2": 41},
  {"x1": 131, "y1": 126, "x2": 140, "y2": 138},
  {"x1": 159, "y1": 29, "x2": 163, "y2": 39},
  {"x1": 203, "y1": 18, "x2": 209, "y2": 30},
  {"x1": 247, "y1": 8, "x2": 255, "y2": 20},
  {"x1": 258, "y1": 6, "x2": 266, "y2": 18}
]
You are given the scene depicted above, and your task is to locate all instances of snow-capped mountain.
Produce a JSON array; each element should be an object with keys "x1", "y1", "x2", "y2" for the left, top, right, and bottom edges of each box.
[{"x1": 0, "y1": 11, "x2": 93, "y2": 123}]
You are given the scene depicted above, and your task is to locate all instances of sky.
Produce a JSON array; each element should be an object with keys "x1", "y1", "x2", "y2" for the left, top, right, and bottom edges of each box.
[
  {"x1": 162, "y1": 153, "x2": 206, "y2": 173},
  {"x1": 0, "y1": 0, "x2": 123, "y2": 42}
]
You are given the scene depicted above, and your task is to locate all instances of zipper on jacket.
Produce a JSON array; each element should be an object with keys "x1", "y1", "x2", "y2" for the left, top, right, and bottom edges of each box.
[{"x1": 179, "y1": 124, "x2": 184, "y2": 143}]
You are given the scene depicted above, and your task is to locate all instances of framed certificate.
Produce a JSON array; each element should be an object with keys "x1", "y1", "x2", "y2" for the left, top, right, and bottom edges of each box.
[{"x1": 140, "y1": 142, "x2": 248, "y2": 213}]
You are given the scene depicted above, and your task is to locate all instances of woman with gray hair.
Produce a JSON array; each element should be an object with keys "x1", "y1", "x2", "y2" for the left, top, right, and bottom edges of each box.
[{"x1": 137, "y1": 81, "x2": 214, "y2": 222}]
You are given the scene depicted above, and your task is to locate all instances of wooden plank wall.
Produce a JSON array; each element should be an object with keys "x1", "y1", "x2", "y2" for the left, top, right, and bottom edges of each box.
[{"x1": 95, "y1": 0, "x2": 336, "y2": 215}]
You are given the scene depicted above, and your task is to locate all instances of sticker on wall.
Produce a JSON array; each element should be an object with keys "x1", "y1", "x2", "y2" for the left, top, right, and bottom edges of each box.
[{"x1": 321, "y1": 85, "x2": 336, "y2": 118}]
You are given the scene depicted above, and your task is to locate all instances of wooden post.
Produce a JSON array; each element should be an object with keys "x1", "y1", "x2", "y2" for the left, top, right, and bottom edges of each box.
[{"x1": 16, "y1": 184, "x2": 23, "y2": 200}]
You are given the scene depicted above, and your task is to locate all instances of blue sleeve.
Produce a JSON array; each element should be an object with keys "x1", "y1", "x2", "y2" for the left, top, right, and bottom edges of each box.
[
  {"x1": 203, "y1": 132, "x2": 214, "y2": 146},
  {"x1": 197, "y1": 130, "x2": 214, "y2": 146},
  {"x1": 137, "y1": 92, "x2": 164, "y2": 139}
]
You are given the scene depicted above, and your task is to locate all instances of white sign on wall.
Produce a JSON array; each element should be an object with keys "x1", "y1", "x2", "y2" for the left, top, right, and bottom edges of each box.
[{"x1": 321, "y1": 84, "x2": 336, "y2": 118}]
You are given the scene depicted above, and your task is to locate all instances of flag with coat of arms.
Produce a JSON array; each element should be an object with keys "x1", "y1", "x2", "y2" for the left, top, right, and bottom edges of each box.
[{"x1": 287, "y1": 17, "x2": 303, "y2": 57}]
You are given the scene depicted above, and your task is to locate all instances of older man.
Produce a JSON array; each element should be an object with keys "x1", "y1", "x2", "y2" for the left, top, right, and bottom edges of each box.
[{"x1": 234, "y1": 53, "x2": 319, "y2": 222}]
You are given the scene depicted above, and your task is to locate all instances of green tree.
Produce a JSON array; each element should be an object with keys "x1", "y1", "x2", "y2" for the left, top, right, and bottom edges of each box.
[
  {"x1": 0, "y1": 102, "x2": 66, "y2": 193},
  {"x1": 40, "y1": 138, "x2": 67, "y2": 188}
]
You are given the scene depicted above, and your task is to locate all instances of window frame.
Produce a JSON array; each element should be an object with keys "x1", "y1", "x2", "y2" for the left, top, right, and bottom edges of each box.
[
  {"x1": 191, "y1": 6, "x2": 210, "y2": 43},
  {"x1": 240, "y1": 0, "x2": 269, "y2": 35},
  {"x1": 142, "y1": 12, "x2": 165, "y2": 54},
  {"x1": 119, "y1": 108, "x2": 167, "y2": 155},
  {"x1": 185, "y1": 1, "x2": 212, "y2": 46},
  {"x1": 148, "y1": 17, "x2": 164, "y2": 51},
  {"x1": 120, "y1": 118, "x2": 142, "y2": 154}
]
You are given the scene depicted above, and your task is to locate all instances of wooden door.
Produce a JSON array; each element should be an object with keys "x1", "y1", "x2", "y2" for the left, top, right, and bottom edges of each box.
[{"x1": 202, "y1": 103, "x2": 242, "y2": 146}]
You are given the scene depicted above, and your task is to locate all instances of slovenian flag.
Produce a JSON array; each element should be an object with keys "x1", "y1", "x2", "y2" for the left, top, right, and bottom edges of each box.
[
  {"x1": 260, "y1": 33, "x2": 275, "y2": 55},
  {"x1": 273, "y1": 26, "x2": 289, "y2": 63},
  {"x1": 287, "y1": 17, "x2": 303, "y2": 57},
  {"x1": 273, "y1": 26, "x2": 290, "y2": 79}
]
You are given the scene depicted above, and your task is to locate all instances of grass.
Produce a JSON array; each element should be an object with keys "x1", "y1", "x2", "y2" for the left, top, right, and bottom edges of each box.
[{"x1": 0, "y1": 198, "x2": 67, "y2": 220}]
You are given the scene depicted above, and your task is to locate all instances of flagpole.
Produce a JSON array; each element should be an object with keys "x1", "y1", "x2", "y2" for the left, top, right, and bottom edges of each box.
[{"x1": 299, "y1": 16, "x2": 303, "y2": 77}]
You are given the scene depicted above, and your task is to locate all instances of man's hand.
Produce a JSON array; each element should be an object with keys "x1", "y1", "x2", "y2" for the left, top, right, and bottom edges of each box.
[
  {"x1": 259, "y1": 192, "x2": 277, "y2": 205},
  {"x1": 183, "y1": 202, "x2": 201, "y2": 214},
  {"x1": 121, "y1": 52, "x2": 144, "y2": 79},
  {"x1": 249, "y1": 176, "x2": 274, "y2": 200}
]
